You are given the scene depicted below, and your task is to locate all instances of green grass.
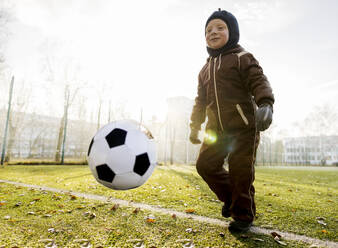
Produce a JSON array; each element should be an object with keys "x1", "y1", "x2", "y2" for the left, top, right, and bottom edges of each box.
[
  {"x1": 0, "y1": 165, "x2": 337, "y2": 243},
  {"x1": 0, "y1": 182, "x2": 309, "y2": 247}
]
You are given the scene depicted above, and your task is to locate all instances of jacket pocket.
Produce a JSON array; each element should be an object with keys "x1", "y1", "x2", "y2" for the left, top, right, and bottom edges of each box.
[
  {"x1": 220, "y1": 103, "x2": 254, "y2": 130},
  {"x1": 236, "y1": 104, "x2": 249, "y2": 126}
]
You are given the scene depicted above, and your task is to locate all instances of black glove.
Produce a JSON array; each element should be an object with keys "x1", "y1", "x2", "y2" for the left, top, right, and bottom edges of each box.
[
  {"x1": 189, "y1": 129, "x2": 201, "y2": 144},
  {"x1": 256, "y1": 104, "x2": 273, "y2": 131}
]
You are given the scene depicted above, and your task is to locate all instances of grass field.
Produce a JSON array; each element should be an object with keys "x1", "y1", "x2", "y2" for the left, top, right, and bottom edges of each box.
[{"x1": 0, "y1": 164, "x2": 337, "y2": 247}]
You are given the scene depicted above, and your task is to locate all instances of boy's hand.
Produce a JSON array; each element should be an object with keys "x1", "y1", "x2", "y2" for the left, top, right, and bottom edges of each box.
[
  {"x1": 256, "y1": 104, "x2": 273, "y2": 131},
  {"x1": 189, "y1": 129, "x2": 201, "y2": 144}
]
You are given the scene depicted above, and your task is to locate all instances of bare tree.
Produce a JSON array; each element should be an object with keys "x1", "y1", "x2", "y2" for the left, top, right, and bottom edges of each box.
[
  {"x1": 39, "y1": 40, "x2": 84, "y2": 163},
  {"x1": 5, "y1": 81, "x2": 32, "y2": 161},
  {"x1": 27, "y1": 113, "x2": 48, "y2": 158},
  {"x1": 0, "y1": 0, "x2": 13, "y2": 72},
  {"x1": 54, "y1": 85, "x2": 80, "y2": 162},
  {"x1": 303, "y1": 104, "x2": 338, "y2": 136}
]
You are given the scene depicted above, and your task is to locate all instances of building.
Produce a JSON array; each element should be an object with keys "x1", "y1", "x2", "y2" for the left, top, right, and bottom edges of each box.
[
  {"x1": 162, "y1": 96, "x2": 200, "y2": 164},
  {"x1": 0, "y1": 108, "x2": 97, "y2": 160},
  {"x1": 283, "y1": 136, "x2": 338, "y2": 165}
]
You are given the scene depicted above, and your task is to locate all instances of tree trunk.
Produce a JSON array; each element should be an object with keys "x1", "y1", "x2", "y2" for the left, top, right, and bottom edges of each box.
[
  {"x1": 5, "y1": 120, "x2": 16, "y2": 162},
  {"x1": 55, "y1": 116, "x2": 64, "y2": 162},
  {"x1": 170, "y1": 128, "x2": 176, "y2": 165}
]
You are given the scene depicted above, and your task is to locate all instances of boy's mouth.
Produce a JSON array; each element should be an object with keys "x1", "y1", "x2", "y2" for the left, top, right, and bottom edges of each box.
[{"x1": 210, "y1": 37, "x2": 220, "y2": 42}]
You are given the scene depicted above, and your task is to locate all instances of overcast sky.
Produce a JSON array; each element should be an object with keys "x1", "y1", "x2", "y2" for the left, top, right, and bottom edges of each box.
[{"x1": 1, "y1": 0, "x2": 338, "y2": 136}]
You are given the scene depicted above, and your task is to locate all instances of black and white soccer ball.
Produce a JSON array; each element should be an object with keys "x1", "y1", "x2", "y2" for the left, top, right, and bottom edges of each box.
[{"x1": 87, "y1": 120, "x2": 157, "y2": 190}]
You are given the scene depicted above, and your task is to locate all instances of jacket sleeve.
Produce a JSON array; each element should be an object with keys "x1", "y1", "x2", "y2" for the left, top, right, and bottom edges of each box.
[
  {"x1": 190, "y1": 73, "x2": 206, "y2": 131},
  {"x1": 240, "y1": 53, "x2": 275, "y2": 107}
]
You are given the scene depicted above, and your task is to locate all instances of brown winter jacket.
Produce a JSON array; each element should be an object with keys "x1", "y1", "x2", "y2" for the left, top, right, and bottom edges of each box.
[{"x1": 190, "y1": 45, "x2": 274, "y2": 133}]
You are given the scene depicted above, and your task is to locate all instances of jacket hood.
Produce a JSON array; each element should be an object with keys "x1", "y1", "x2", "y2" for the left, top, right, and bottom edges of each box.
[{"x1": 206, "y1": 9, "x2": 240, "y2": 57}]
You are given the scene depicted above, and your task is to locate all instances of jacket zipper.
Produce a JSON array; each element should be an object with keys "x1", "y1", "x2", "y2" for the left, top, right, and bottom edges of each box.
[
  {"x1": 236, "y1": 104, "x2": 249, "y2": 125},
  {"x1": 213, "y1": 57, "x2": 224, "y2": 131}
]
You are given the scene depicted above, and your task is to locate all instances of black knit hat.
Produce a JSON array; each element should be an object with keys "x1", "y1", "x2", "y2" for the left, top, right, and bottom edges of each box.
[{"x1": 205, "y1": 8, "x2": 240, "y2": 56}]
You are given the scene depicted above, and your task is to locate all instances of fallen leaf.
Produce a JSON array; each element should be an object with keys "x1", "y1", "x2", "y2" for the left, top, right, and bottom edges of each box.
[
  {"x1": 275, "y1": 240, "x2": 287, "y2": 246},
  {"x1": 317, "y1": 220, "x2": 327, "y2": 226},
  {"x1": 145, "y1": 215, "x2": 156, "y2": 223},
  {"x1": 89, "y1": 213, "x2": 96, "y2": 219},
  {"x1": 171, "y1": 214, "x2": 177, "y2": 219},
  {"x1": 110, "y1": 204, "x2": 119, "y2": 211},
  {"x1": 0, "y1": 201, "x2": 6, "y2": 206},
  {"x1": 146, "y1": 218, "x2": 156, "y2": 223},
  {"x1": 271, "y1": 231, "x2": 282, "y2": 240},
  {"x1": 70, "y1": 195, "x2": 77, "y2": 200},
  {"x1": 185, "y1": 209, "x2": 195, "y2": 214},
  {"x1": 133, "y1": 207, "x2": 141, "y2": 214},
  {"x1": 176, "y1": 239, "x2": 195, "y2": 248},
  {"x1": 321, "y1": 229, "x2": 327, "y2": 233},
  {"x1": 253, "y1": 238, "x2": 264, "y2": 242},
  {"x1": 38, "y1": 239, "x2": 57, "y2": 248}
]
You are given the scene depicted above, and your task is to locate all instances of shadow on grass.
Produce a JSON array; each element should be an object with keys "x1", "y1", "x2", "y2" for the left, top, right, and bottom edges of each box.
[{"x1": 165, "y1": 166, "x2": 213, "y2": 195}]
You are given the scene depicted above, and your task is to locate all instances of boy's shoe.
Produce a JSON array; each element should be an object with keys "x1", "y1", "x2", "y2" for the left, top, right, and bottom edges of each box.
[
  {"x1": 221, "y1": 204, "x2": 231, "y2": 218},
  {"x1": 228, "y1": 220, "x2": 252, "y2": 232}
]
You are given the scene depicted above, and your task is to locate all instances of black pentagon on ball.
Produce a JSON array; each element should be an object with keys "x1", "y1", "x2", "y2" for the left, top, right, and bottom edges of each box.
[
  {"x1": 96, "y1": 164, "x2": 115, "y2": 182},
  {"x1": 105, "y1": 128, "x2": 127, "y2": 148},
  {"x1": 134, "y1": 153, "x2": 150, "y2": 176},
  {"x1": 87, "y1": 138, "x2": 94, "y2": 156}
]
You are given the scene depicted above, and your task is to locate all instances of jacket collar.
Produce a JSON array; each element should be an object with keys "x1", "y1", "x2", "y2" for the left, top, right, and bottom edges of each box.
[{"x1": 207, "y1": 44, "x2": 244, "y2": 59}]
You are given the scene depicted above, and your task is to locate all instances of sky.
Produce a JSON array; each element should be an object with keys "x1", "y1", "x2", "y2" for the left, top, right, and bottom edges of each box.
[{"x1": 1, "y1": 0, "x2": 338, "y2": 137}]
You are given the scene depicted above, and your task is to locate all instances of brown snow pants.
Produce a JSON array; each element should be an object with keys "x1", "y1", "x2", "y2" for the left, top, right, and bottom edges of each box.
[{"x1": 196, "y1": 128, "x2": 260, "y2": 222}]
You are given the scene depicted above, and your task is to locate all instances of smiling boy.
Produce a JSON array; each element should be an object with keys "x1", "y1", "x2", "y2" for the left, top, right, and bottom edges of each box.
[{"x1": 190, "y1": 9, "x2": 274, "y2": 232}]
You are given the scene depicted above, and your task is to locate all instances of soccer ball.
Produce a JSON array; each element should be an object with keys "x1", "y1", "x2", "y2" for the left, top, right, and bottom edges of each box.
[{"x1": 87, "y1": 119, "x2": 157, "y2": 190}]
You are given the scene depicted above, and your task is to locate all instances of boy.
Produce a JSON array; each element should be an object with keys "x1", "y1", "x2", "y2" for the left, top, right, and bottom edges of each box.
[{"x1": 190, "y1": 9, "x2": 274, "y2": 232}]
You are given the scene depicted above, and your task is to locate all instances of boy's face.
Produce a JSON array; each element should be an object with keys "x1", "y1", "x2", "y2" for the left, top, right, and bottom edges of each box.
[{"x1": 205, "y1": 19, "x2": 229, "y2": 49}]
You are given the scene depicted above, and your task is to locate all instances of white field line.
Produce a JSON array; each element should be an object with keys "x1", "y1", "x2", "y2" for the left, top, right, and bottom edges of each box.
[{"x1": 1, "y1": 179, "x2": 337, "y2": 248}]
